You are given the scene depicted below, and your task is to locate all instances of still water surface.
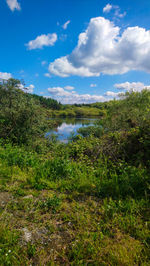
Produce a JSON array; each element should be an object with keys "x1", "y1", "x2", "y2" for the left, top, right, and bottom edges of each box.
[{"x1": 46, "y1": 118, "x2": 97, "y2": 143}]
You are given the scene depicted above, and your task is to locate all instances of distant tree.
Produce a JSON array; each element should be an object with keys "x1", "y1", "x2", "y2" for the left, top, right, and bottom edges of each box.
[{"x1": 27, "y1": 94, "x2": 62, "y2": 110}]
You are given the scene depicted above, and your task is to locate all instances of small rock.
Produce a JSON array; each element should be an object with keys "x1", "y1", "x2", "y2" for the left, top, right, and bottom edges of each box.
[
  {"x1": 22, "y1": 228, "x2": 32, "y2": 242},
  {"x1": 23, "y1": 195, "x2": 33, "y2": 199}
]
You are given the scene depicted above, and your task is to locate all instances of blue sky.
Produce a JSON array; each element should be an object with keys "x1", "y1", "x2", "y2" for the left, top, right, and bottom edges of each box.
[{"x1": 1, "y1": 0, "x2": 150, "y2": 103}]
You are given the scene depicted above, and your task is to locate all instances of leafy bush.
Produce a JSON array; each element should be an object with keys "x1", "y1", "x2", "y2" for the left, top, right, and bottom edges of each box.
[
  {"x1": 0, "y1": 79, "x2": 50, "y2": 144},
  {"x1": 35, "y1": 158, "x2": 73, "y2": 181},
  {"x1": 97, "y1": 163, "x2": 150, "y2": 199},
  {"x1": 0, "y1": 143, "x2": 39, "y2": 169}
]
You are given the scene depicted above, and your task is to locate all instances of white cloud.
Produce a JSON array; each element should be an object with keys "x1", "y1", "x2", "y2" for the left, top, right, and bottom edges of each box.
[
  {"x1": 62, "y1": 20, "x2": 71, "y2": 30},
  {"x1": 44, "y1": 73, "x2": 51, "y2": 78},
  {"x1": 26, "y1": 84, "x2": 35, "y2": 93},
  {"x1": 47, "y1": 81, "x2": 150, "y2": 104},
  {"x1": 105, "y1": 91, "x2": 121, "y2": 97},
  {"x1": 17, "y1": 84, "x2": 24, "y2": 90},
  {"x1": 114, "y1": 82, "x2": 150, "y2": 92},
  {"x1": 64, "y1": 86, "x2": 75, "y2": 90},
  {"x1": 6, "y1": 0, "x2": 21, "y2": 11},
  {"x1": 47, "y1": 86, "x2": 106, "y2": 104},
  {"x1": 49, "y1": 56, "x2": 96, "y2": 77},
  {"x1": 18, "y1": 84, "x2": 35, "y2": 94},
  {"x1": 103, "y1": 4, "x2": 112, "y2": 13},
  {"x1": 49, "y1": 17, "x2": 150, "y2": 77},
  {"x1": 0, "y1": 72, "x2": 12, "y2": 80},
  {"x1": 48, "y1": 87, "x2": 74, "y2": 97},
  {"x1": 90, "y1": 84, "x2": 97, "y2": 87},
  {"x1": 103, "y1": 4, "x2": 126, "y2": 18},
  {"x1": 114, "y1": 9, "x2": 126, "y2": 18},
  {"x1": 26, "y1": 33, "x2": 57, "y2": 50},
  {"x1": 105, "y1": 81, "x2": 150, "y2": 99}
]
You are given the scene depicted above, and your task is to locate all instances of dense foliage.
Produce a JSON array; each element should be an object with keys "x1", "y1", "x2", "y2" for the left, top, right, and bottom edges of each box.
[
  {"x1": 0, "y1": 79, "x2": 149, "y2": 265},
  {"x1": 0, "y1": 79, "x2": 60, "y2": 145},
  {"x1": 26, "y1": 93, "x2": 62, "y2": 110}
]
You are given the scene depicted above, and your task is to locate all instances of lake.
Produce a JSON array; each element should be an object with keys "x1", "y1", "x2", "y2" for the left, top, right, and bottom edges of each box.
[{"x1": 46, "y1": 117, "x2": 97, "y2": 143}]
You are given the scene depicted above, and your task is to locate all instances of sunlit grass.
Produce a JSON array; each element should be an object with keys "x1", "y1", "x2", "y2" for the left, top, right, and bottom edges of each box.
[{"x1": 0, "y1": 141, "x2": 149, "y2": 265}]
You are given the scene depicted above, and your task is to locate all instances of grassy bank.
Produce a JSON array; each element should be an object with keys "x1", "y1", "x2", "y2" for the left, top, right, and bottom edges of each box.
[{"x1": 0, "y1": 139, "x2": 149, "y2": 265}]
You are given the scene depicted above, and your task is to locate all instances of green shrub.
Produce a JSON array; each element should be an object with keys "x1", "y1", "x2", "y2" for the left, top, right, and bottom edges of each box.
[
  {"x1": 0, "y1": 143, "x2": 39, "y2": 169},
  {"x1": 35, "y1": 158, "x2": 73, "y2": 181},
  {"x1": 97, "y1": 163, "x2": 149, "y2": 199}
]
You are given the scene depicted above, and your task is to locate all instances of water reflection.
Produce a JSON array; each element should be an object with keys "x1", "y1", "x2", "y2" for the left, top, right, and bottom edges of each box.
[{"x1": 46, "y1": 118, "x2": 97, "y2": 143}]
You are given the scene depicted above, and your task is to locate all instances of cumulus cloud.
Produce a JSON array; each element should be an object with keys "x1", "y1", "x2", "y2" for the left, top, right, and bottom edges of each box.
[
  {"x1": 26, "y1": 33, "x2": 57, "y2": 50},
  {"x1": 18, "y1": 84, "x2": 35, "y2": 93},
  {"x1": 105, "y1": 81, "x2": 150, "y2": 99},
  {"x1": 64, "y1": 86, "x2": 75, "y2": 90},
  {"x1": 105, "y1": 91, "x2": 122, "y2": 97},
  {"x1": 114, "y1": 82, "x2": 150, "y2": 92},
  {"x1": 90, "y1": 84, "x2": 97, "y2": 87},
  {"x1": 47, "y1": 86, "x2": 106, "y2": 104},
  {"x1": 48, "y1": 87, "x2": 75, "y2": 97},
  {"x1": 6, "y1": 0, "x2": 21, "y2": 11},
  {"x1": 49, "y1": 17, "x2": 150, "y2": 77},
  {"x1": 103, "y1": 4, "x2": 112, "y2": 13},
  {"x1": 62, "y1": 20, "x2": 71, "y2": 30},
  {"x1": 47, "y1": 81, "x2": 150, "y2": 104},
  {"x1": 49, "y1": 56, "x2": 96, "y2": 77},
  {"x1": 26, "y1": 84, "x2": 35, "y2": 93},
  {"x1": 0, "y1": 72, "x2": 12, "y2": 80}
]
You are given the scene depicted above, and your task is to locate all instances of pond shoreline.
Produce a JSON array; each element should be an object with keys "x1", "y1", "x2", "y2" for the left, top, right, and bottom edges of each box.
[{"x1": 46, "y1": 117, "x2": 99, "y2": 143}]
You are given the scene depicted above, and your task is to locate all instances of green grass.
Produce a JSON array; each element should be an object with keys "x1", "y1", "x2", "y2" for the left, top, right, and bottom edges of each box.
[{"x1": 0, "y1": 140, "x2": 149, "y2": 265}]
